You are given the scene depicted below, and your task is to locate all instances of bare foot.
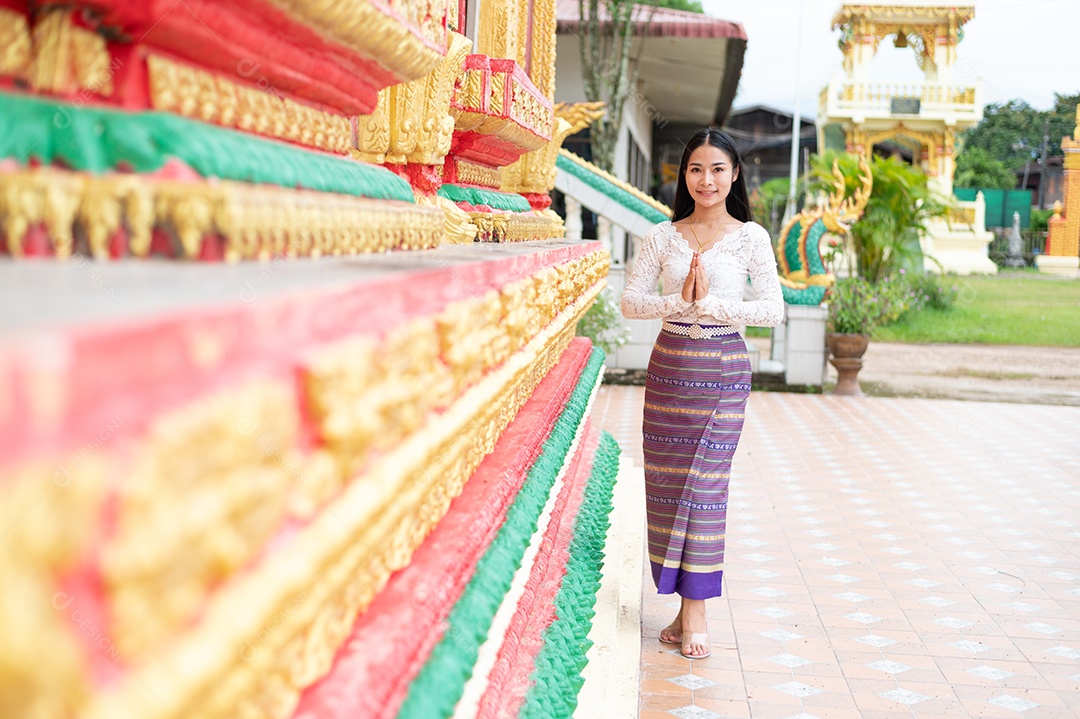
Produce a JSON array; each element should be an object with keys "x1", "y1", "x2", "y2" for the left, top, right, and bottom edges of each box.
[
  {"x1": 680, "y1": 599, "x2": 710, "y2": 658},
  {"x1": 659, "y1": 614, "x2": 682, "y2": 644}
]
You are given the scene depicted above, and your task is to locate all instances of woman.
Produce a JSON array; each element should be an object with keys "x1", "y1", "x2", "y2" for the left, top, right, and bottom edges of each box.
[{"x1": 620, "y1": 127, "x2": 784, "y2": 659}]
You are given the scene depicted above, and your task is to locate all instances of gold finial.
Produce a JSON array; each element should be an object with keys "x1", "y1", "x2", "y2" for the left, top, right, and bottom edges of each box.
[
  {"x1": 1052, "y1": 200, "x2": 1063, "y2": 219},
  {"x1": 554, "y1": 102, "x2": 606, "y2": 135},
  {"x1": 1073, "y1": 103, "x2": 1079, "y2": 141}
]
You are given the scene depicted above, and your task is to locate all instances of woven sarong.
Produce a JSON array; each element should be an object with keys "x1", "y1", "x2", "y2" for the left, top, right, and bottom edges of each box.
[{"x1": 642, "y1": 327, "x2": 751, "y2": 600}]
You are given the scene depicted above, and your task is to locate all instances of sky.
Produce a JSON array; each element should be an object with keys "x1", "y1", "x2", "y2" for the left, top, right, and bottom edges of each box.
[{"x1": 702, "y1": 0, "x2": 1080, "y2": 119}]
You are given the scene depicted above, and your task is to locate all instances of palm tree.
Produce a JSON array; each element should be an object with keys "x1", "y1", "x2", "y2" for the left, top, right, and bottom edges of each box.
[{"x1": 809, "y1": 151, "x2": 950, "y2": 283}]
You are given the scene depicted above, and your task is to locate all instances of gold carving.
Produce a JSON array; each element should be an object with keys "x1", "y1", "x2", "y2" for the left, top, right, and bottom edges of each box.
[
  {"x1": 80, "y1": 247, "x2": 609, "y2": 719},
  {"x1": 261, "y1": 0, "x2": 448, "y2": 85},
  {"x1": 490, "y1": 70, "x2": 507, "y2": 116},
  {"x1": 529, "y1": 0, "x2": 558, "y2": 99},
  {"x1": 458, "y1": 70, "x2": 486, "y2": 117},
  {"x1": 832, "y1": 4, "x2": 975, "y2": 68},
  {"x1": 471, "y1": 210, "x2": 565, "y2": 242},
  {"x1": 385, "y1": 74, "x2": 423, "y2": 163},
  {"x1": 948, "y1": 206, "x2": 977, "y2": 226},
  {"x1": 383, "y1": 32, "x2": 472, "y2": 165},
  {"x1": 0, "y1": 8, "x2": 32, "y2": 80},
  {"x1": 0, "y1": 453, "x2": 109, "y2": 719},
  {"x1": 554, "y1": 101, "x2": 606, "y2": 135},
  {"x1": 28, "y1": 8, "x2": 114, "y2": 96},
  {"x1": 425, "y1": 194, "x2": 480, "y2": 244},
  {"x1": 510, "y1": 73, "x2": 553, "y2": 138},
  {"x1": 0, "y1": 168, "x2": 444, "y2": 260},
  {"x1": 355, "y1": 89, "x2": 392, "y2": 164},
  {"x1": 147, "y1": 54, "x2": 352, "y2": 155},
  {"x1": 413, "y1": 32, "x2": 473, "y2": 164},
  {"x1": 478, "y1": 0, "x2": 519, "y2": 62},
  {"x1": 103, "y1": 384, "x2": 301, "y2": 658},
  {"x1": 452, "y1": 61, "x2": 553, "y2": 155},
  {"x1": 456, "y1": 159, "x2": 503, "y2": 188},
  {"x1": 861, "y1": 123, "x2": 943, "y2": 175},
  {"x1": 516, "y1": 0, "x2": 531, "y2": 68},
  {"x1": 502, "y1": 116, "x2": 574, "y2": 195}
]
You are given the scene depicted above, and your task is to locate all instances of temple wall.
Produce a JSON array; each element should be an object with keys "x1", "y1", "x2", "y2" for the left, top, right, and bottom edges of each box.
[{"x1": 0, "y1": 1, "x2": 621, "y2": 717}]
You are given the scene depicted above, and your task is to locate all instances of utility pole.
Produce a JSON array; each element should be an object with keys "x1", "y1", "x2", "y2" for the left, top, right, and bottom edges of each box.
[
  {"x1": 784, "y1": 0, "x2": 806, "y2": 223},
  {"x1": 1037, "y1": 116, "x2": 1051, "y2": 209}
]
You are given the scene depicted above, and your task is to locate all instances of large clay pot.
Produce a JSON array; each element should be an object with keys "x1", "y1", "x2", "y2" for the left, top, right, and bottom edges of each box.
[{"x1": 827, "y1": 332, "x2": 870, "y2": 396}]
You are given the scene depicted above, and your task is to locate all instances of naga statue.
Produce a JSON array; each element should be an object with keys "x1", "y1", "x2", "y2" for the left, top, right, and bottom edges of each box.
[{"x1": 775, "y1": 157, "x2": 872, "y2": 305}]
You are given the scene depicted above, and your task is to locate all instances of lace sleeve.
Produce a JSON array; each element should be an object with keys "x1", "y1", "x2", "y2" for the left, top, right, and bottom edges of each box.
[
  {"x1": 620, "y1": 225, "x2": 692, "y2": 320},
  {"x1": 695, "y1": 223, "x2": 786, "y2": 327}
]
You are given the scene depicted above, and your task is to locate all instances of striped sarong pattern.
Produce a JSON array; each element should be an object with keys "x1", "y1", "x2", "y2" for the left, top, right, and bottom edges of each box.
[{"x1": 643, "y1": 328, "x2": 751, "y2": 600}]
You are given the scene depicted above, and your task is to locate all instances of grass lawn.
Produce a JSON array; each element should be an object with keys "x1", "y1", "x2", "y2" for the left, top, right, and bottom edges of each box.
[{"x1": 872, "y1": 271, "x2": 1080, "y2": 347}]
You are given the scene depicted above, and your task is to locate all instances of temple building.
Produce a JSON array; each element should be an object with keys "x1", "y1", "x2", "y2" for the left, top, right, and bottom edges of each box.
[
  {"x1": 817, "y1": 1, "x2": 997, "y2": 274},
  {"x1": 0, "y1": 1, "x2": 631, "y2": 717}
]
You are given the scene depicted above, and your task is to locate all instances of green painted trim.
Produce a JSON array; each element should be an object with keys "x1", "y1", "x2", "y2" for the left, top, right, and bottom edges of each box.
[
  {"x1": 555, "y1": 153, "x2": 669, "y2": 224},
  {"x1": 520, "y1": 430, "x2": 620, "y2": 719},
  {"x1": 782, "y1": 283, "x2": 827, "y2": 306},
  {"x1": 396, "y1": 348, "x2": 606, "y2": 719},
  {"x1": 805, "y1": 221, "x2": 829, "y2": 277},
  {"x1": 0, "y1": 91, "x2": 414, "y2": 201},
  {"x1": 437, "y1": 184, "x2": 532, "y2": 212},
  {"x1": 783, "y1": 219, "x2": 803, "y2": 271}
]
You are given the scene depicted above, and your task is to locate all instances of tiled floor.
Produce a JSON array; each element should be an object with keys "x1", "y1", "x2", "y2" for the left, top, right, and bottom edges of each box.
[{"x1": 592, "y1": 385, "x2": 1080, "y2": 719}]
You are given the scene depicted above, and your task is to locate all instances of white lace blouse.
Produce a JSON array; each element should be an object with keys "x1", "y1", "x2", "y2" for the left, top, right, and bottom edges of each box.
[{"x1": 620, "y1": 220, "x2": 785, "y2": 328}]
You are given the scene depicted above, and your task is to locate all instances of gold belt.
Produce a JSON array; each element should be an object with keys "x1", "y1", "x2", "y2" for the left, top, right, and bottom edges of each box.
[{"x1": 662, "y1": 321, "x2": 739, "y2": 339}]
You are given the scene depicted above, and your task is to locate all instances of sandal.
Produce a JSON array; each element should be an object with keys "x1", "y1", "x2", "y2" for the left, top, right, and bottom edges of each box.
[
  {"x1": 680, "y1": 632, "x2": 711, "y2": 659},
  {"x1": 659, "y1": 628, "x2": 682, "y2": 646}
]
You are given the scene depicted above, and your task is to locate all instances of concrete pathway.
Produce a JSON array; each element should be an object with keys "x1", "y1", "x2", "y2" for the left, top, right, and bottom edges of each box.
[
  {"x1": 592, "y1": 384, "x2": 1080, "y2": 719},
  {"x1": 824, "y1": 342, "x2": 1080, "y2": 407}
]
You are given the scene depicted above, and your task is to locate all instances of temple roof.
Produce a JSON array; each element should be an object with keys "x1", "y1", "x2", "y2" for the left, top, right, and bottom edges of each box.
[
  {"x1": 555, "y1": 2, "x2": 747, "y2": 125},
  {"x1": 555, "y1": 0, "x2": 747, "y2": 40},
  {"x1": 831, "y1": 2, "x2": 976, "y2": 28}
]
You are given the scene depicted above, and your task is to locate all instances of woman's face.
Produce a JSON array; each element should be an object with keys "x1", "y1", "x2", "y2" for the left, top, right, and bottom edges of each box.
[{"x1": 684, "y1": 143, "x2": 738, "y2": 211}]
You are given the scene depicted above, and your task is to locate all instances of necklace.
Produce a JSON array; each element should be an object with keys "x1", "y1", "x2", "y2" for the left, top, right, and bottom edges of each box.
[{"x1": 689, "y1": 215, "x2": 731, "y2": 252}]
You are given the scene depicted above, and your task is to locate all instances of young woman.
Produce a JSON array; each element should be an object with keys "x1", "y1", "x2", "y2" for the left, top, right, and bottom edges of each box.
[{"x1": 620, "y1": 127, "x2": 784, "y2": 659}]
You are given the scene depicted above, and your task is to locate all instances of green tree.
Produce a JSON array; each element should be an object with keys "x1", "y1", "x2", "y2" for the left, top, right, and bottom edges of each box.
[
  {"x1": 579, "y1": 0, "x2": 658, "y2": 172},
  {"x1": 954, "y1": 146, "x2": 1016, "y2": 190},
  {"x1": 960, "y1": 99, "x2": 1044, "y2": 170},
  {"x1": 961, "y1": 92, "x2": 1080, "y2": 171},
  {"x1": 749, "y1": 177, "x2": 794, "y2": 236},
  {"x1": 654, "y1": 0, "x2": 704, "y2": 11},
  {"x1": 1048, "y1": 92, "x2": 1080, "y2": 152},
  {"x1": 810, "y1": 151, "x2": 950, "y2": 283},
  {"x1": 578, "y1": 0, "x2": 706, "y2": 171}
]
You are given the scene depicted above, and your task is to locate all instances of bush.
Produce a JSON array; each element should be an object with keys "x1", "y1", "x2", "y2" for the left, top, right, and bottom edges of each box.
[
  {"x1": 809, "y1": 152, "x2": 950, "y2": 283},
  {"x1": 828, "y1": 277, "x2": 905, "y2": 334},
  {"x1": 1030, "y1": 208, "x2": 1053, "y2": 234},
  {"x1": 902, "y1": 272, "x2": 959, "y2": 312},
  {"x1": 749, "y1": 177, "x2": 793, "y2": 237},
  {"x1": 954, "y1": 147, "x2": 1018, "y2": 190},
  {"x1": 576, "y1": 287, "x2": 630, "y2": 353}
]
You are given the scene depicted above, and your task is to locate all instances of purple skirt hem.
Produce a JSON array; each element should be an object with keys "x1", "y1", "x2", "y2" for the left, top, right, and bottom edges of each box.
[{"x1": 651, "y1": 562, "x2": 724, "y2": 600}]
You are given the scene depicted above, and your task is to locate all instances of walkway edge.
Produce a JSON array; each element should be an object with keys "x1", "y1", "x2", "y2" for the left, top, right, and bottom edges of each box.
[{"x1": 576, "y1": 457, "x2": 645, "y2": 718}]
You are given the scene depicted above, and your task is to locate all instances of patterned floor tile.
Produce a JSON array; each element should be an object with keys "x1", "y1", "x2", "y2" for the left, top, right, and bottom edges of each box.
[
  {"x1": 666, "y1": 674, "x2": 717, "y2": 690},
  {"x1": 881, "y1": 688, "x2": 929, "y2": 705},
  {"x1": 866, "y1": 659, "x2": 913, "y2": 674},
  {"x1": 967, "y1": 665, "x2": 1015, "y2": 681},
  {"x1": 773, "y1": 681, "x2": 823, "y2": 698},
  {"x1": 590, "y1": 387, "x2": 1079, "y2": 719},
  {"x1": 855, "y1": 634, "x2": 898, "y2": 648},
  {"x1": 987, "y1": 694, "x2": 1039, "y2": 712},
  {"x1": 667, "y1": 706, "x2": 723, "y2": 719}
]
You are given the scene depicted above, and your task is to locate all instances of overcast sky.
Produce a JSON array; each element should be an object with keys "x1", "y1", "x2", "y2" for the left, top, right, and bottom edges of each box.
[{"x1": 702, "y1": 0, "x2": 1080, "y2": 118}]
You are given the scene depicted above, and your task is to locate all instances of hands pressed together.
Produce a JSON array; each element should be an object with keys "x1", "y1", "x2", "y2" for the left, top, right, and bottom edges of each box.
[{"x1": 680, "y1": 252, "x2": 710, "y2": 303}]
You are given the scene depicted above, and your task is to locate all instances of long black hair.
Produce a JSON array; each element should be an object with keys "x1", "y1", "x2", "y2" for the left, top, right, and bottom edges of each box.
[{"x1": 671, "y1": 127, "x2": 753, "y2": 224}]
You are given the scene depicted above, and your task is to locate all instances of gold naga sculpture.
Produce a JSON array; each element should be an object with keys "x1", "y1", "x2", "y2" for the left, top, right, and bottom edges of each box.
[{"x1": 775, "y1": 156, "x2": 872, "y2": 304}]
